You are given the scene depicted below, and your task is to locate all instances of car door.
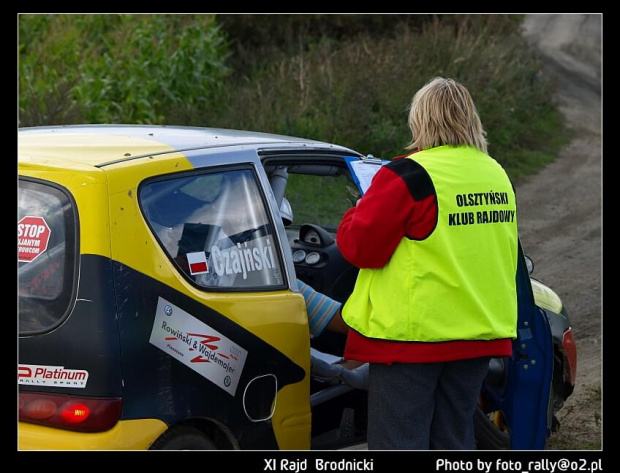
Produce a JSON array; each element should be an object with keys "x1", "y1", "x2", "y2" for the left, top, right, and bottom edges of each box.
[
  {"x1": 105, "y1": 148, "x2": 312, "y2": 450},
  {"x1": 480, "y1": 242, "x2": 554, "y2": 449}
]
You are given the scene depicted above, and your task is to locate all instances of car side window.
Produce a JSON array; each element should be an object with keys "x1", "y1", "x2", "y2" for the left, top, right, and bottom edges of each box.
[
  {"x1": 18, "y1": 179, "x2": 78, "y2": 334},
  {"x1": 285, "y1": 172, "x2": 354, "y2": 230},
  {"x1": 140, "y1": 168, "x2": 285, "y2": 290}
]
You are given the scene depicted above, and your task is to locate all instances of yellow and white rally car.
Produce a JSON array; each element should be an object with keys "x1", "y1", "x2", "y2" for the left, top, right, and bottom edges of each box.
[{"x1": 18, "y1": 125, "x2": 576, "y2": 450}]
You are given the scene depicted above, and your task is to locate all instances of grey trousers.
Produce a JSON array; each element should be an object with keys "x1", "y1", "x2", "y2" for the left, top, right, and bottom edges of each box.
[{"x1": 367, "y1": 358, "x2": 490, "y2": 450}]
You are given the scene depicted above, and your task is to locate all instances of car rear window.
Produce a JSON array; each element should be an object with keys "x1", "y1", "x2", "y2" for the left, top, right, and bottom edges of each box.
[
  {"x1": 140, "y1": 167, "x2": 285, "y2": 290},
  {"x1": 18, "y1": 179, "x2": 78, "y2": 334}
]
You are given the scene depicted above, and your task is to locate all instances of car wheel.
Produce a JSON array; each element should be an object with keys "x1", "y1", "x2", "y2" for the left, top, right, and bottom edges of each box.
[
  {"x1": 150, "y1": 425, "x2": 217, "y2": 450},
  {"x1": 474, "y1": 407, "x2": 510, "y2": 450},
  {"x1": 475, "y1": 383, "x2": 560, "y2": 450}
]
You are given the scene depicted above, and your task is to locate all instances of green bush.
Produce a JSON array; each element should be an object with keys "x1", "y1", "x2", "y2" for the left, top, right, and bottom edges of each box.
[
  {"x1": 215, "y1": 14, "x2": 432, "y2": 71},
  {"x1": 19, "y1": 14, "x2": 229, "y2": 125},
  {"x1": 199, "y1": 15, "x2": 568, "y2": 181}
]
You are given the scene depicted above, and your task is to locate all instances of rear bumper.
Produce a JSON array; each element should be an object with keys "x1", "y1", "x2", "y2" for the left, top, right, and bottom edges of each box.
[{"x1": 18, "y1": 418, "x2": 168, "y2": 450}]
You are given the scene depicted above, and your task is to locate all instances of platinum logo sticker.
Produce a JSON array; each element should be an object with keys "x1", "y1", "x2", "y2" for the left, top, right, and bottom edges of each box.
[
  {"x1": 149, "y1": 297, "x2": 248, "y2": 396},
  {"x1": 18, "y1": 364, "x2": 89, "y2": 388}
]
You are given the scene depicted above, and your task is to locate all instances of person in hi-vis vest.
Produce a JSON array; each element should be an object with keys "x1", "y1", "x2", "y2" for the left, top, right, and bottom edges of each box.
[{"x1": 336, "y1": 77, "x2": 519, "y2": 450}]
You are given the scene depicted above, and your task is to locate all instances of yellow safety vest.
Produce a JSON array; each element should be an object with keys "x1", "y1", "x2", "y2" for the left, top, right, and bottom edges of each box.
[{"x1": 342, "y1": 145, "x2": 518, "y2": 342}]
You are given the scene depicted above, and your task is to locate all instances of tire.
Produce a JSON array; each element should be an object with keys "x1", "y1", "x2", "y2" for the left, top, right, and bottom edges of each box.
[
  {"x1": 475, "y1": 385, "x2": 559, "y2": 450},
  {"x1": 150, "y1": 425, "x2": 217, "y2": 450},
  {"x1": 474, "y1": 407, "x2": 510, "y2": 450}
]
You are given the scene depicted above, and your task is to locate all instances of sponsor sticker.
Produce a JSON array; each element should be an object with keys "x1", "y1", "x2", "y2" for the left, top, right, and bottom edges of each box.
[
  {"x1": 187, "y1": 251, "x2": 209, "y2": 275},
  {"x1": 149, "y1": 297, "x2": 248, "y2": 396},
  {"x1": 18, "y1": 216, "x2": 51, "y2": 263},
  {"x1": 209, "y1": 237, "x2": 277, "y2": 281},
  {"x1": 18, "y1": 364, "x2": 89, "y2": 388}
]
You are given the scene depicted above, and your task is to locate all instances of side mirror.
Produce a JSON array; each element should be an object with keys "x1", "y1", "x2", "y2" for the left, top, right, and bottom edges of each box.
[{"x1": 524, "y1": 255, "x2": 534, "y2": 275}]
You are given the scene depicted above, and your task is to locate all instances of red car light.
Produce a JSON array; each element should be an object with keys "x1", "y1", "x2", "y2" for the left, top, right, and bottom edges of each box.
[
  {"x1": 562, "y1": 327, "x2": 577, "y2": 386},
  {"x1": 19, "y1": 393, "x2": 121, "y2": 433},
  {"x1": 60, "y1": 402, "x2": 90, "y2": 424},
  {"x1": 23, "y1": 398, "x2": 57, "y2": 420}
]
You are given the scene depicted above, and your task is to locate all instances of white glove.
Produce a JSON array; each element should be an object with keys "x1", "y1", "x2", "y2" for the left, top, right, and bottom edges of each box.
[{"x1": 310, "y1": 356, "x2": 369, "y2": 390}]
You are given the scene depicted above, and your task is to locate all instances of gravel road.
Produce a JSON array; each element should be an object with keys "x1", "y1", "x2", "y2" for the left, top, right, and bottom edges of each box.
[{"x1": 519, "y1": 13, "x2": 602, "y2": 450}]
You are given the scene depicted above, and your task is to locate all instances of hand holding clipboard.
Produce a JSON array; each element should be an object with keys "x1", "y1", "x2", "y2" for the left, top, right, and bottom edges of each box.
[{"x1": 345, "y1": 155, "x2": 390, "y2": 195}]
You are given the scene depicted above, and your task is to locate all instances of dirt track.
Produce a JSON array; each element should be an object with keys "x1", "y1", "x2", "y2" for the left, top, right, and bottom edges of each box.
[{"x1": 519, "y1": 14, "x2": 602, "y2": 450}]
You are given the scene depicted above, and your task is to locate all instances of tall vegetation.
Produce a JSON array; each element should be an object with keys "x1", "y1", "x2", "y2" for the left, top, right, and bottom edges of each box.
[
  {"x1": 19, "y1": 14, "x2": 569, "y2": 180},
  {"x1": 19, "y1": 14, "x2": 229, "y2": 125},
  {"x1": 203, "y1": 15, "x2": 569, "y2": 180}
]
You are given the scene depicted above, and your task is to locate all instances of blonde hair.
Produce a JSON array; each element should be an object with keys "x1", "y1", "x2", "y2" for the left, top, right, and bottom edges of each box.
[{"x1": 407, "y1": 77, "x2": 488, "y2": 154}]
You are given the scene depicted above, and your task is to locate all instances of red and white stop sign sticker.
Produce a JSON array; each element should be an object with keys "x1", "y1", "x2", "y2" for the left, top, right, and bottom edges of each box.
[{"x1": 18, "y1": 216, "x2": 52, "y2": 263}]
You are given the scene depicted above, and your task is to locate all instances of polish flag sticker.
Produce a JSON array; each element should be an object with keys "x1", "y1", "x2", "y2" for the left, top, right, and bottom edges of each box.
[{"x1": 187, "y1": 251, "x2": 209, "y2": 275}]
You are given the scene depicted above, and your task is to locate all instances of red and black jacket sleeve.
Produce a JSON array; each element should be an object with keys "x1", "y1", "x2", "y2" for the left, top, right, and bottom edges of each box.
[{"x1": 336, "y1": 157, "x2": 438, "y2": 268}]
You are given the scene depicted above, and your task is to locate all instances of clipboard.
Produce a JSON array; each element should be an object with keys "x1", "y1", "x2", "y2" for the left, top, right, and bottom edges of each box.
[{"x1": 345, "y1": 156, "x2": 390, "y2": 195}]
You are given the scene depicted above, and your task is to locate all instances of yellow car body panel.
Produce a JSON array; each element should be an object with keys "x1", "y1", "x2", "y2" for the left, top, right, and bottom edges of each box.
[
  {"x1": 18, "y1": 419, "x2": 168, "y2": 450},
  {"x1": 18, "y1": 161, "x2": 111, "y2": 258},
  {"x1": 105, "y1": 155, "x2": 312, "y2": 449},
  {"x1": 18, "y1": 130, "x2": 175, "y2": 167},
  {"x1": 531, "y1": 278, "x2": 564, "y2": 314}
]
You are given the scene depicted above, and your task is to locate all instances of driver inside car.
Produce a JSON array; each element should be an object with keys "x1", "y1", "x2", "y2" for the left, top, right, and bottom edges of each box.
[
  {"x1": 300, "y1": 278, "x2": 369, "y2": 391},
  {"x1": 279, "y1": 197, "x2": 369, "y2": 391}
]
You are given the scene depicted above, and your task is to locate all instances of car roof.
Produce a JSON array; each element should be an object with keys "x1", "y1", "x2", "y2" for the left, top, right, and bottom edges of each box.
[{"x1": 18, "y1": 124, "x2": 355, "y2": 168}]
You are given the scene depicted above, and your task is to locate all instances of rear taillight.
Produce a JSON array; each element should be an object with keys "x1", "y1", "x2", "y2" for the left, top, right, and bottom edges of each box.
[
  {"x1": 562, "y1": 327, "x2": 577, "y2": 387},
  {"x1": 19, "y1": 393, "x2": 122, "y2": 432},
  {"x1": 60, "y1": 402, "x2": 90, "y2": 424}
]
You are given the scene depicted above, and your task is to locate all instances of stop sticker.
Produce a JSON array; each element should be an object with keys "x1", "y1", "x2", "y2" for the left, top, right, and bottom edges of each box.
[{"x1": 18, "y1": 216, "x2": 52, "y2": 263}]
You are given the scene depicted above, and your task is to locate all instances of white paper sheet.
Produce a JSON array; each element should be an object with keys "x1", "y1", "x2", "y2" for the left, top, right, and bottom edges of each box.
[
  {"x1": 311, "y1": 347, "x2": 342, "y2": 365},
  {"x1": 347, "y1": 159, "x2": 388, "y2": 194}
]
